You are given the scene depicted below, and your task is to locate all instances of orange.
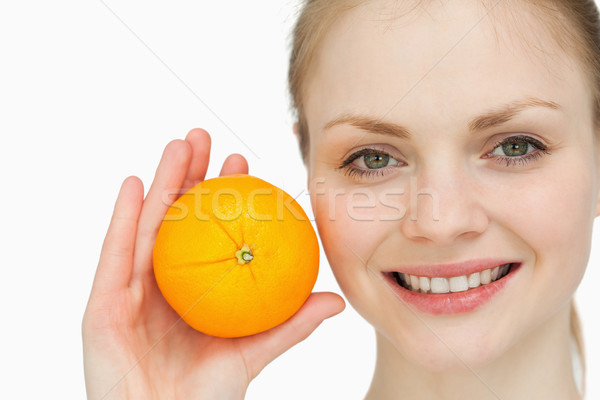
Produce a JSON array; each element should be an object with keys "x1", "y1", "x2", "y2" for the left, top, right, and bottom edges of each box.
[{"x1": 152, "y1": 174, "x2": 319, "y2": 338}]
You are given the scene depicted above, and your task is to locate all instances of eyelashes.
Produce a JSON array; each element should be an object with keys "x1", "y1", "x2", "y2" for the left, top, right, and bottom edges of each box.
[
  {"x1": 486, "y1": 134, "x2": 551, "y2": 167},
  {"x1": 337, "y1": 135, "x2": 552, "y2": 179},
  {"x1": 339, "y1": 165, "x2": 390, "y2": 179},
  {"x1": 337, "y1": 148, "x2": 401, "y2": 179},
  {"x1": 338, "y1": 148, "x2": 399, "y2": 168}
]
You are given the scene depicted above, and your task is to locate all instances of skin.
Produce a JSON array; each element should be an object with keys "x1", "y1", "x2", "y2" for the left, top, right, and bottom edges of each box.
[
  {"x1": 81, "y1": 128, "x2": 345, "y2": 399},
  {"x1": 301, "y1": 1, "x2": 600, "y2": 399},
  {"x1": 83, "y1": 1, "x2": 600, "y2": 399}
]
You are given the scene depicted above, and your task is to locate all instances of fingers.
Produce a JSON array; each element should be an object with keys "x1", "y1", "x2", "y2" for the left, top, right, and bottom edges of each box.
[
  {"x1": 93, "y1": 176, "x2": 144, "y2": 296},
  {"x1": 130, "y1": 139, "x2": 192, "y2": 285},
  {"x1": 219, "y1": 153, "x2": 249, "y2": 176},
  {"x1": 129, "y1": 131, "x2": 248, "y2": 288},
  {"x1": 182, "y1": 128, "x2": 211, "y2": 191},
  {"x1": 238, "y1": 292, "x2": 345, "y2": 380}
]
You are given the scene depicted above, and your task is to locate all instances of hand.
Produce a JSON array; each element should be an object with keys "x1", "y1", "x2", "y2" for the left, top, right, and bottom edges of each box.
[{"x1": 82, "y1": 128, "x2": 345, "y2": 400}]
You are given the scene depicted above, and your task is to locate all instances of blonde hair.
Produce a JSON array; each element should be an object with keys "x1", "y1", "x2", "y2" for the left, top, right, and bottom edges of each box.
[{"x1": 287, "y1": 0, "x2": 595, "y2": 395}]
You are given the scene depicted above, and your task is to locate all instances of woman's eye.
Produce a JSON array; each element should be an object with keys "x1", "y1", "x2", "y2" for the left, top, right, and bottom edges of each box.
[
  {"x1": 358, "y1": 153, "x2": 398, "y2": 169},
  {"x1": 487, "y1": 135, "x2": 551, "y2": 167},
  {"x1": 364, "y1": 153, "x2": 388, "y2": 168},
  {"x1": 337, "y1": 149, "x2": 403, "y2": 179},
  {"x1": 336, "y1": 136, "x2": 550, "y2": 180},
  {"x1": 491, "y1": 138, "x2": 532, "y2": 157}
]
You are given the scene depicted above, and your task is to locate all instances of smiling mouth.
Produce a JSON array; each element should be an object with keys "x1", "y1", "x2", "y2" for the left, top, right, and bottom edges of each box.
[{"x1": 390, "y1": 263, "x2": 516, "y2": 294}]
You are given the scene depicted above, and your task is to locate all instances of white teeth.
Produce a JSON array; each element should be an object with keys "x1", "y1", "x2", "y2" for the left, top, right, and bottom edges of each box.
[
  {"x1": 410, "y1": 274, "x2": 420, "y2": 291},
  {"x1": 449, "y1": 275, "x2": 469, "y2": 292},
  {"x1": 480, "y1": 269, "x2": 492, "y2": 284},
  {"x1": 430, "y1": 277, "x2": 450, "y2": 293},
  {"x1": 400, "y1": 273, "x2": 410, "y2": 287},
  {"x1": 491, "y1": 266, "x2": 499, "y2": 281},
  {"x1": 394, "y1": 263, "x2": 514, "y2": 294},
  {"x1": 500, "y1": 264, "x2": 509, "y2": 277},
  {"x1": 419, "y1": 276, "x2": 431, "y2": 292},
  {"x1": 468, "y1": 272, "x2": 480, "y2": 288}
]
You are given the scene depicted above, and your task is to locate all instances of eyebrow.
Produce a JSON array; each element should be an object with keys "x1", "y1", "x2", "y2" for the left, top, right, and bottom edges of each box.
[{"x1": 323, "y1": 96, "x2": 560, "y2": 139}]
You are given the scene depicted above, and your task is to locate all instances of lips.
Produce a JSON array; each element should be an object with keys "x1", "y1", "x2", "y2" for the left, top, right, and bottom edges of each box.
[
  {"x1": 382, "y1": 261, "x2": 522, "y2": 315},
  {"x1": 384, "y1": 258, "x2": 517, "y2": 278}
]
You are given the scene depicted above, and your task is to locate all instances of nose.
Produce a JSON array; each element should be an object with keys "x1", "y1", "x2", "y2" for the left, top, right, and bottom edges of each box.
[{"x1": 401, "y1": 168, "x2": 488, "y2": 247}]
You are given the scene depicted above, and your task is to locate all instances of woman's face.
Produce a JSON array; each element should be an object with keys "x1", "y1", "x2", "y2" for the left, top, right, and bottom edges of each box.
[{"x1": 303, "y1": 1, "x2": 600, "y2": 370}]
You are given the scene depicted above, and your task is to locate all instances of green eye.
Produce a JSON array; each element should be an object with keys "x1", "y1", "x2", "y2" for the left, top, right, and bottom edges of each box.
[
  {"x1": 500, "y1": 140, "x2": 529, "y2": 157},
  {"x1": 337, "y1": 148, "x2": 403, "y2": 179},
  {"x1": 487, "y1": 135, "x2": 551, "y2": 168},
  {"x1": 363, "y1": 153, "x2": 390, "y2": 169},
  {"x1": 490, "y1": 136, "x2": 542, "y2": 158}
]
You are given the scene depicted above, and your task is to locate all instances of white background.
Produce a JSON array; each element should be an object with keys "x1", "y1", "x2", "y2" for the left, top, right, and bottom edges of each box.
[{"x1": 0, "y1": 1, "x2": 598, "y2": 398}]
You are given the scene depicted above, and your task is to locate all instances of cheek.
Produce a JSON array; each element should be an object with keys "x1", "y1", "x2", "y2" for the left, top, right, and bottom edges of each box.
[
  {"x1": 312, "y1": 188, "x2": 375, "y2": 274},
  {"x1": 310, "y1": 185, "x2": 399, "y2": 305},
  {"x1": 492, "y1": 158, "x2": 595, "y2": 304},
  {"x1": 545, "y1": 170, "x2": 593, "y2": 284}
]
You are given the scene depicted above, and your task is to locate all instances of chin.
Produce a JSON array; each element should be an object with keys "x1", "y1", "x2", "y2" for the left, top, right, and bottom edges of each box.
[{"x1": 378, "y1": 321, "x2": 510, "y2": 372}]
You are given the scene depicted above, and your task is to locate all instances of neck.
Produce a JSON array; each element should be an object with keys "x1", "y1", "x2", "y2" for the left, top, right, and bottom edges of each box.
[{"x1": 365, "y1": 302, "x2": 581, "y2": 400}]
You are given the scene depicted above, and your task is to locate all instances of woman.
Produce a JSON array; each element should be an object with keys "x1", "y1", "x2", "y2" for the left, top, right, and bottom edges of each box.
[{"x1": 83, "y1": 0, "x2": 597, "y2": 398}]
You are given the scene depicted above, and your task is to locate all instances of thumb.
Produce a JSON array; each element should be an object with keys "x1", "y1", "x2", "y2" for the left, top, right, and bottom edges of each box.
[{"x1": 237, "y1": 292, "x2": 345, "y2": 381}]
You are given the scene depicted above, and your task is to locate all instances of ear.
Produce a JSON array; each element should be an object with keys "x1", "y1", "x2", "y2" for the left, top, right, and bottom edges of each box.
[
  {"x1": 292, "y1": 122, "x2": 301, "y2": 143},
  {"x1": 292, "y1": 122, "x2": 312, "y2": 185},
  {"x1": 595, "y1": 190, "x2": 600, "y2": 218},
  {"x1": 594, "y1": 131, "x2": 600, "y2": 217}
]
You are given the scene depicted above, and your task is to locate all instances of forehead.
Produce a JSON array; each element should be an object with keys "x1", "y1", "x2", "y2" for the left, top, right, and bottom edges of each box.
[{"x1": 303, "y1": 0, "x2": 591, "y2": 138}]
